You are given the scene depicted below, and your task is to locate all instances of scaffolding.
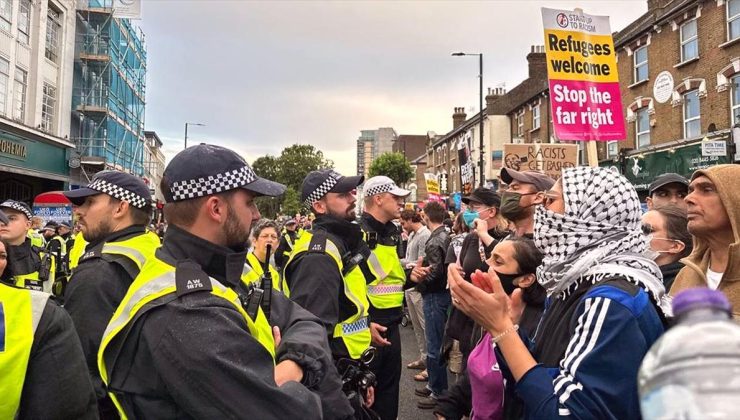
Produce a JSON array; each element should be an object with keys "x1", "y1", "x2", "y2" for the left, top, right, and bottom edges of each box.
[{"x1": 72, "y1": 0, "x2": 147, "y2": 178}]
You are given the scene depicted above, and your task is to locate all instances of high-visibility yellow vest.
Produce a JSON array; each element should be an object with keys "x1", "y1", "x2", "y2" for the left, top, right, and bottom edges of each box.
[
  {"x1": 67, "y1": 233, "x2": 88, "y2": 271},
  {"x1": 26, "y1": 230, "x2": 45, "y2": 248},
  {"x1": 244, "y1": 252, "x2": 280, "y2": 290},
  {"x1": 363, "y1": 232, "x2": 405, "y2": 310},
  {"x1": 9, "y1": 246, "x2": 56, "y2": 294},
  {"x1": 0, "y1": 283, "x2": 49, "y2": 418},
  {"x1": 284, "y1": 231, "x2": 371, "y2": 359},
  {"x1": 98, "y1": 256, "x2": 275, "y2": 419},
  {"x1": 49, "y1": 235, "x2": 67, "y2": 258}
]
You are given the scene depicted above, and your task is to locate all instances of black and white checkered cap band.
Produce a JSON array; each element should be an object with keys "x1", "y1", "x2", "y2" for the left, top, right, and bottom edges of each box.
[
  {"x1": 89, "y1": 179, "x2": 150, "y2": 209},
  {"x1": 0, "y1": 201, "x2": 32, "y2": 219},
  {"x1": 170, "y1": 166, "x2": 257, "y2": 201},
  {"x1": 304, "y1": 176, "x2": 338, "y2": 207},
  {"x1": 364, "y1": 183, "x2": 395, "y2": 197}
]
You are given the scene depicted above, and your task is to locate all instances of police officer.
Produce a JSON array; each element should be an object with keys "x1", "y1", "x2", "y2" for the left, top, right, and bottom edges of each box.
[
  {"x1": 0, "y1": 200, "x2": 56, "y2": 293},
  {"x1": 283, "y1": 169, "x2": 372, "y2": 360},
  {"x1": 62, "y1": 170, "x2": 161, "y2": 418},
  {"x1": 274, "y1": 218, "x2": 299, "y2": 269},
  {"x1": 47, "y1": 221, "x2": 72, "y2": 284},
  {"x1": 97, "y1": 144, "x2": 348, "y2": 419},
  {"x1": 0, "y1": 211, "x2": 98, "y2": 418},
  {"x1": 27, "y1": 216, "x2": 46, "y2": 248},
  {"x1": 360, "y1": 176, "x2": 411, "y2": 420}
]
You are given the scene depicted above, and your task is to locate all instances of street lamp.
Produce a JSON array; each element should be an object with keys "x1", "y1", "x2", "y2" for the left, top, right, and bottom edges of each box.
[
  {"x1": 452, "y1": 51, "x2": 484, "y2": 187},
  {"x1": 184, "y1": 122, "x2": 206, "y2": 149}
]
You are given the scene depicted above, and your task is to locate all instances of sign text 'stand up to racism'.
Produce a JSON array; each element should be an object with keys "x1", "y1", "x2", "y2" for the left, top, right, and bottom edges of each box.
[{"x1": 542, "y1": 8, "x2": 625, "y2": 142}]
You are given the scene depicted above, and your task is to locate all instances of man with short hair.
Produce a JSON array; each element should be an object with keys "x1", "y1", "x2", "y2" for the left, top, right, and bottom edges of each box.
[
  {"x1": 361, "y1": 175, "x2": 411, "y2": 420},
  {"x1": 62, "y1": 170, "x2": 162, "y2": 418},
  {"x1": 671, "y1": 165, "x2": 740, "y2": 318},
  {"x1": 97, "y1": 144, "x2": 340, "y2": 419},
  {"x1": 399, "y1": 209, "x2": 430, "y2": 375},
  {"x1": 283, "y1": 169, "x2": 369, "y2": 417},
  {"x1": 647, "y1": 173, "x2": 689, "y2": 211},
  {"x1": 40, "y1": 222, "x2": 57, "y2": 242},
  {"x1": 0, "y1": 200, "x2": 56, "y2": 293},
  {"x1": 499, "y1": 168, "x2": 554, "y2": 237},
  {"x1": 410, "y1": 201, "x2": 451, "y2": 409}
]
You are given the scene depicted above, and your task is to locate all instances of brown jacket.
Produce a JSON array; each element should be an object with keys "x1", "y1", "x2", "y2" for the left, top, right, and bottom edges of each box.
[{"x1": 670, "y1": 164, "x2": 740, "y2": 318}]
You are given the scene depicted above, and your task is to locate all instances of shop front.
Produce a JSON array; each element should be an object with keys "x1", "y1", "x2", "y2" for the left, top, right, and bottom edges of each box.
[
  {"x1": 0, "y1": 127, "x2": 72, "y2": 203},
  {"x1": 601, "y1": 136, "x2": 734, "y2": 194}
]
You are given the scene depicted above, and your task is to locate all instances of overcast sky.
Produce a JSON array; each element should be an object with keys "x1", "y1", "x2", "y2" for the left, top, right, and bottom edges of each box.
[{"x1": 138, "y1": 0, "x2": 647, "y2": 176}]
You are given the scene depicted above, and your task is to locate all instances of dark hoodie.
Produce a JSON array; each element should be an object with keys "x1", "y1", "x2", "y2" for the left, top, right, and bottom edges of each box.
[{"x1": 670, "y1": 164, "x2": 740, "y2": 319}]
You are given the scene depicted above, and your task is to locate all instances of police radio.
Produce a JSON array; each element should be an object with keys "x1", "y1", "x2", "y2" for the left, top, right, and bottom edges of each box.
[{"x1": 259, "y1": 244, "x2": 273, "y2": 322}]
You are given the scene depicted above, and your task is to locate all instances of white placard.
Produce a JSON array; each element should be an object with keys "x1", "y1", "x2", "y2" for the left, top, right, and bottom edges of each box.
[
  {"x1": 113, "y1": 0, "x2": 141, "y2": 19},
  {"x1": 702, "y1": 140, "x2": 727, "y2": 157},
  {"x1": 653, "y1": 71, "x2": 674, "y2": 104}
]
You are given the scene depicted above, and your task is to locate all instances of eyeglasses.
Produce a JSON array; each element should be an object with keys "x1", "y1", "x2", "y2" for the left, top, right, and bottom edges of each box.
[{"x1": 258, "y1": 234, "x2": 278, "y2": 240}]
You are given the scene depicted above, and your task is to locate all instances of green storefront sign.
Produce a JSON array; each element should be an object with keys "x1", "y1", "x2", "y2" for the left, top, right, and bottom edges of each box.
[
  {"x1": 0, "y1": 129, "x2": 69, "y2": 177},
  {"x1": 604, "y1": 141, "x2": 731, "y2": 191}
]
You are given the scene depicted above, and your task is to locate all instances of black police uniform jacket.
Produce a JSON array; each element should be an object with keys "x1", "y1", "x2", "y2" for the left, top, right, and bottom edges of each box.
[{"x1": 104, "y1": 225, "x2": 350, "y2": 419}]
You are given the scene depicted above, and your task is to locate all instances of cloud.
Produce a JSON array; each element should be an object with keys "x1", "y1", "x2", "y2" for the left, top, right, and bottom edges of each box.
[{"x1": 139, "y1": 1, "x2": 647, "y2": 178}]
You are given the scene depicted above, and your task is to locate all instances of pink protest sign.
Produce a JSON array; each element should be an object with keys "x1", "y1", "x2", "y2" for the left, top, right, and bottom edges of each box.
[{"x1": 542, "y1": 8, "x2": 626, "y2": 142}]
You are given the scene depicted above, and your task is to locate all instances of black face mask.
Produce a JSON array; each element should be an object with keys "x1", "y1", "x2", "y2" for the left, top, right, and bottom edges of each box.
[
  {"x1": 500, "y1": 191, "x2": 538, "y2": 221},
  {"x1": 494, "y1": 270, "x2": 521, "y2": 296}
]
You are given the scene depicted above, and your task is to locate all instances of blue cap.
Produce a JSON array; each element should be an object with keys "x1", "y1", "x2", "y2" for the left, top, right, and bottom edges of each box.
[
  {"x1": 64, "y1": 170, "x2": 152, "y2": 209},
  {"x1": 162, "y1": 144, "x2": 286, "y2": 202}
]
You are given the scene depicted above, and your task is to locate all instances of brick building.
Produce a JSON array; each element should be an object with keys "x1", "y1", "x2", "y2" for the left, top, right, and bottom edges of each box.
[{"x1": 602, "y1": 0, "x2": 740, "y2": 190}]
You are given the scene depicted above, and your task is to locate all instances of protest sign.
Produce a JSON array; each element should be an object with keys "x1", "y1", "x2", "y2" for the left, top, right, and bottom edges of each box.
[
  {"x1": 458, "y1": 132, "x2": 475, "y2": 195},
  {"x1": 424, "y1": 173, "x2": 440, "y2": 196},
  {"x1": 542, "y1": 8, "x2": 625, "y2": 143},
  {"x1": 503, "y1": 143, "x2": 578, "y2": 180}
]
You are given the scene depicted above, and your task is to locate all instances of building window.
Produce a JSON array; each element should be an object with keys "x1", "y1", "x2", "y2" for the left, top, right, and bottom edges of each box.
[
  {"x1": 13, "y1": 68, "x2": 27, "y2": 122},
  {"x1": 532, "y1": 104, "x2": 541, "y2": 130},
  {"x1": 41, "y1": 83, "x2": 56, "y2": 132},
  {"x1": 45, "y1": 5, "x2": 62, "y2": 63},
  {"x1": 680, "y1": 19, "x2": 698, "y2": 62},
  {"x1": 732, "y1": 75, "x2": 740, "y2": 125},
  {"x1": 17, "y1": 0, "x2": 31, "y2": 45},
  {"x1": 607, "y1": 140, "x2": 619, "y2": 158},
  {"x1": 636, "y1": 108, "x2": 651, "y2": 149},
  {"x1": 729, "y1": 0, "x2": 740, "y2": 41},
  {"x1": 634, "y1": 46, "x2": 648, "y2": 83},
  {"x1": 516, "y1": 110, "x2": 524, "y2": 137},
  {"x1": 0, "y1": 0, "x2": 10, "y2": 32},
  {"x1": 683, "y1": 90, "x2": 701, "y2": 139},
  {"x1": 0, "y1": 58, "x2": 8, "y2": 116}
]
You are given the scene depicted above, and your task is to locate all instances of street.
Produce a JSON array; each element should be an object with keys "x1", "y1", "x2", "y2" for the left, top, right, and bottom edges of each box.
[{"x1": 397, "y1": 321, "x2": 458, "y2": 420}]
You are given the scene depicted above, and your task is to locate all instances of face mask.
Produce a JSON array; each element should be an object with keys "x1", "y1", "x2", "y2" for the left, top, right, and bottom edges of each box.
[
  {"x1": 462, "y1": 209, "x2": 479, "y2": 228},
  {"x1": 494, "y1": 270, "x2": 521, "y2": 295},
  {"x1": 644, "y1": 234, "x2": 680, "y2": 261},
  {"x1": 500, "y1": 192, "x2": 538, "y2": 221}
]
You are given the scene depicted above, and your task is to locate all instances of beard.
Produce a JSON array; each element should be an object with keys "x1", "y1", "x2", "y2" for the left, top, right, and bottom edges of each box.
[
  {"x1": 223, "y1": 201, "x2": 251, "y2": 250},
  {"x1": 82, "y1": 219, "x2": 114, "y2": 244},
  {"x1": 326, "y1": 205, "x2": 355, "y2": 222}
]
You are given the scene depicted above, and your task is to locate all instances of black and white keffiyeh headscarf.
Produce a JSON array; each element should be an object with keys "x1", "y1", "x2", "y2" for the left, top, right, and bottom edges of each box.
[{"x1": 534, "y1": 166, "x2": 671, "y2": 315}]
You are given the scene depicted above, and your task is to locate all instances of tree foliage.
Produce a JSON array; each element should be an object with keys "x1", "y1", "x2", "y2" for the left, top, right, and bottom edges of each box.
[
  {"x1": 368, "y1": 152, "x2": 414, "y2": 186},
  {"x1": 251, "y1": 144, "x2": 334, "y2": 219}
]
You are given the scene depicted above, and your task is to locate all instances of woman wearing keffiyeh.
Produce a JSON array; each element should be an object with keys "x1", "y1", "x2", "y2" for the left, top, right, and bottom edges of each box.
[{"x1": 448, "y1": 166, "x2": 667, "y2": 420}]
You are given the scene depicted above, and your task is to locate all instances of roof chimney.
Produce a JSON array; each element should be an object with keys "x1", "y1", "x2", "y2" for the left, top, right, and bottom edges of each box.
[
  {"x1": 452, "y1": 107, "x2": 467, "y2": 129},
  {"x1": 485, "y1": 86, "x2": 507, "y2": 115},
  {"x1": 527, "y1": 45, "x2": 547, "y2": 78}
]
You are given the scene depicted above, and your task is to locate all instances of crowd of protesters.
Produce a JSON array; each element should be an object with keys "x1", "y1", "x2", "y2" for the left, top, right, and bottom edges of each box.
[{"x1": 0, "y1": 150, "x2": 738, "y2": 419}]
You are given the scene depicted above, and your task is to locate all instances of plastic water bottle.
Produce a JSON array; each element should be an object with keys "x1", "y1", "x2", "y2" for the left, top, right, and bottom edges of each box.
[{"x1": 638, "y1": 289, "x2": 740, "y2": 419}]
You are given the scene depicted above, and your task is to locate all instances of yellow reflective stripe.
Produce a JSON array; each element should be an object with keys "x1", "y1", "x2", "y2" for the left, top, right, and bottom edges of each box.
[
  {"x1": 102, "y1": 244, "x2": 148, "y2": 269},
  {"x1": 367, "y1": 285, "x2": 404, "y2": 295},
  {"x1": 29, "y1": 291, "x2": 49, "y2": 333},
  {"x1": 366, "y1": 252, "x2": 388, "y2": 280}
]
